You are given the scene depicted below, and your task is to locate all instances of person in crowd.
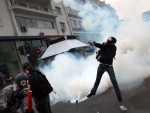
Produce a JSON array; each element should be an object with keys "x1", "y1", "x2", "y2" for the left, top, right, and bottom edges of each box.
[
  {"x1": 0, "y1": 74, "x2": 5, "y2": 90},
  {"x1": 1, "y1": 71, "x2": 13, "y2": 86},
  {"x1": 87, "y1": 37, "x2": 122, "y2": 103},
  {"x1": 23, "y1": 62, "x2": 53, "y2": 113},
  {"x1": 0, "y1": 74, "x2": 29, "y2": 113}
]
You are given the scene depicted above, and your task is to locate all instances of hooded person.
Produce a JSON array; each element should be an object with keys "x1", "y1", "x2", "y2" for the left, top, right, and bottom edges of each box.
[
  {"x1": 23, "y1": 62, "x2": 53, "y2": 113},
  {"x1": 0, "y1": 74, "x2": 29, "y2": 113}
]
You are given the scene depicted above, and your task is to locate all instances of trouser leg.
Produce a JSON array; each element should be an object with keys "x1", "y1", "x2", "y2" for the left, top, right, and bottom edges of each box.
[
  {"x1": 91, "y1": 65, "x2": 105, "y2": 94},
  {"x1": 107, "y1": 66, "x2": 121, "y2": 99},
  {"x1": 36, "y1": 103, "x2": 52, "y2": 113}
]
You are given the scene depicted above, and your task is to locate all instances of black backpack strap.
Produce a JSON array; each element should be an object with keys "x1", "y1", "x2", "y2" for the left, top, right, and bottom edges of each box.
[{"x1": 34, "y1": 70, "x2": 45, "y2": 81}]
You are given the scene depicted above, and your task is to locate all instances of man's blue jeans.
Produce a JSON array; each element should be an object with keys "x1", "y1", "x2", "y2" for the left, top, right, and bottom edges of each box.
[{"x1": 91, "y1": 64, "x2": 121, "y2": 99}]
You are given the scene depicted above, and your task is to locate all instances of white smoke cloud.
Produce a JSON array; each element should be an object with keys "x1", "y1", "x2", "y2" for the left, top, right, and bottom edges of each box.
[
  {"x1": 105, "y1": 0, "x2": 150, "y2": 21},
  {"x1": 78, "y1": 2, "x2": 119, "y2": 37},
  {"x1": 39, "y1": 0, "x2": 150, "y2": 103},
  {"x1": 40, "y1": 53, "x2": 112, "y2": 103}
]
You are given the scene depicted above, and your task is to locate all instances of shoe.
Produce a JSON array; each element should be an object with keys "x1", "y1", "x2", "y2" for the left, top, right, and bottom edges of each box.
[
  {"x1": 118, "y1": 96, "x2": 122, "y2": 103},
  {"x1": 87, "y1": 92, "x2": 95, "y2": 98},
  {"x1": 119, "y1": 105, "x2": 127, "y2": 111}
]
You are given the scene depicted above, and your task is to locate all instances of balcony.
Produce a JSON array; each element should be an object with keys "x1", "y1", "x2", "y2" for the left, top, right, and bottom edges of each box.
[
  {"x1": 68, "y1": 13, "x2": 82, "y2": 19},
  {"x1": 72, "y1": 27, "x2": 85, "y2": 31},
  {"x1": 25, "y1": 0, "x2": 49, "y2": 5},
  {"x1": 9, "y1": 0, "x2": 58, "y2": 18}
]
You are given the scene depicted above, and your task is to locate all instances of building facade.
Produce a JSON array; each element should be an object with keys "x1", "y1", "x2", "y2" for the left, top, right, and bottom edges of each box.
[
  {"x1": 0, "y1": 0, "x2": 72, "y2": 77},
  {"x1": 0, "y1": 0, "x2": 108, "y2": 77},
  {"x1": 142, "y1": 10, "x2": 150, "y2": 22},
  {"x1": 64, "y1": 0, "x2": 107, "y2": 36}
]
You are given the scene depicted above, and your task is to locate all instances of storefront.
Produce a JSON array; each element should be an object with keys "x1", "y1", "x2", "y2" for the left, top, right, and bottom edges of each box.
[
  {"x1": 0, "y1": 41, "x2": 20, "y2": 78},
  {"x1": 0, "y1": 36, "x2": 46, "y2": 78}
]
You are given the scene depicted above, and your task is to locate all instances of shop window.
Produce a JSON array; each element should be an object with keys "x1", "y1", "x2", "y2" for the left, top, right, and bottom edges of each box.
[
  {"x1": 31, "y1": 40, "x2": 42, "y2": 47},
  {"x1": 24, "y1": 40, "x2": 42, "y2": 47},
  {"x1": 0, "y1": 41, "x2": 20, "y2": 77}
]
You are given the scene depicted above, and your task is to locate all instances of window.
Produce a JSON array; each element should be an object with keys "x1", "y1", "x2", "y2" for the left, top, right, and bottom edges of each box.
[
  {"x1": 73, "y1": 10, "x2": 78, "y2": 16},
  {"x1": 48, "y1": 22, "x2": 55, "y2": 29},
  {"x1": 16, "y1": 17, "x2": 22, "y2": 27},
  {"x1": 32, "y1": 19, "x2": 38, "y2": 28},
  {"x1": 67, "y1": 7, "x2": 73, "y2": 14},
  {"x1": 73, "y1": 20, "x2": 77, "y2": 28},
  {"x1": 60, "y1": 22, "x2": 65, "y2": 29},
  {"x1": 37, "y1": 20, "x2": 45, "y2": 28},
  {"x1": 76, "y1": 21, "x2": 80, "y2": 28},
  {"x1": 60, "y1": 22, "x2": 65, "y2": 32},
  {"x1": 0, "y1": 17, "x2": 2, "y2": 26},
  {"x1": 15, "y1": 16, "x2": 55, "y2": 29},
  {"x1": 78, "y1": 21, "x2": 82, "y2": 28},
  {"x1": 21, "y1": 18, "x2": 28, "y2": 27},
  {"x1": 44, "y1": 21, "x2": 49, "y2": 29},
  {"x1": 27, "y1": 18, "x2": 33, "y2": 28},
  {"x1": 70, "y1": 20, "x2": 75, "y2": 28},
  {"x1": 55, "y1": 7, "x2": 61, "y2": 15}
]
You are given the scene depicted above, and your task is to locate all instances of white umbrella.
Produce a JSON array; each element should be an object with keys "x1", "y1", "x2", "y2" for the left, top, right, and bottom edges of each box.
[{"x1": 41, "y1": 39, "x2": 87, "y2": 59}]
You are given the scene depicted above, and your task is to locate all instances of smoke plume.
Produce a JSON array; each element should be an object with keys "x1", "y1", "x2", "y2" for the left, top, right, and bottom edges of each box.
[
  {"x1": 105, "y1": 0, "x2": 150, "y2": 22},
  {"x1": 39, "y1": 0, "x2": 150, "y2": 103}
]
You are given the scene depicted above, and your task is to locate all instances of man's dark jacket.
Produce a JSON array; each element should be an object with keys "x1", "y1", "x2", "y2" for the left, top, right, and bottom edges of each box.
[
  {"x1": 26, "y1": 70, "x2": 50, "y2": 104},
  {"x1": 94, "y1": 42, "x2": 116, "y2": 65}
]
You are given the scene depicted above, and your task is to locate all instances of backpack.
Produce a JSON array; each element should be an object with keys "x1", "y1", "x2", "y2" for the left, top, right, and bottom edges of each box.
[
  {"x1": 96, "y1": 50, "x2": 104, "y2": 61},
  {"x1": 34, "y1": 70, "x2": 53, "y2": 96},
  {"x1": 96, "y1": 48, "x2": 116, "y2": 61}
]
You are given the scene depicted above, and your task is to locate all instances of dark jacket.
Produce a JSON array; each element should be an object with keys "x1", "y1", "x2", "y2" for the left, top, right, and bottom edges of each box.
[
  {"x1": 26, "y1": 70, "x2": 50, "y2": 104},
  {"x1": 94, "y1": 42, "x2": 116, "y2": 65}
]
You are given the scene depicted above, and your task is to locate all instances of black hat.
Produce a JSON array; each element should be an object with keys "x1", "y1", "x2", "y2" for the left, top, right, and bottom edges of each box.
[
  {"x1": 22, "y1": 62, "x2": 31, "y2": 71},
  {"x1": 15, "y1": 74, "x2": 28, "y2": 90},
  {"x1": 107, "y1": 37, "x2": 117, "y2": 44}
]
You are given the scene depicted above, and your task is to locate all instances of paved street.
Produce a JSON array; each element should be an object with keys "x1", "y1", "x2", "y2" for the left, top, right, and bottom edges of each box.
[{"x1": 52, "y1": 77, "x2": 150, "y2": 113}]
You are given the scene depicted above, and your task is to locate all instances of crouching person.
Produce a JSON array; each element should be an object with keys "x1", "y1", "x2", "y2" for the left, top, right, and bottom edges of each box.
[{"x1": 0, "y1": 74, "x2": 29, "y2": 113}]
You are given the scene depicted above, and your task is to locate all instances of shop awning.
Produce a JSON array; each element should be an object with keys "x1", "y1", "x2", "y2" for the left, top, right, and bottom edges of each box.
[
  {"x1": 41, "y1": 39, "x2": 87, "y2": 59},
  {"x1": 0, "y1": 36, "x2": 46, "y2": 40}
]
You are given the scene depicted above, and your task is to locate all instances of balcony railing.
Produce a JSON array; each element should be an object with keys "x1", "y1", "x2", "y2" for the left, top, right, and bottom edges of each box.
[
  {"x1": 9, "y1": 0, "x2": 58, "y2": 16},
  {"x1": 68, "y1": 13, "x2": 82, "y2": 19},
  {"x1": 72, "y1": 27, "x2": 85, "y2": 31}
]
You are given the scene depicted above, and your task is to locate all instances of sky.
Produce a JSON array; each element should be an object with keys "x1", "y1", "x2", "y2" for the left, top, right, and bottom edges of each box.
[{"x1": 105, "y1": 0, "x2": 150, "y2": 22}]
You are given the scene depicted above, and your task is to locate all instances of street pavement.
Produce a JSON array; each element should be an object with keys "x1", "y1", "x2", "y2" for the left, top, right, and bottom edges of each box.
[{"x1": 51, "y1": 77, "x2": 150, "y2": 113}]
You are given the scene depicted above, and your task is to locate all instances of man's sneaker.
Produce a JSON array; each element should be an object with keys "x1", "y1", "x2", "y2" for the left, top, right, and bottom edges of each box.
[
  {"x1": 118, "y1": 96, "x2": 122, "y2": 103},
  {"x1": 87, "y1": 92, "x2": 95, "y2": 98},
  {"x1": 119, "y1": 105, "x2": 127, "y2": 111}
]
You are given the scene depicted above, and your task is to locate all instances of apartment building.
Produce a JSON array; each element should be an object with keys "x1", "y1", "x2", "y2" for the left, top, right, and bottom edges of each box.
[
  {"x1": 142, "y1": 10, "x2": 150, "y2": 22},
  {"x1": 0, "y1": 0, "x2": 72, "y2": 77},
  {"x1": 63, "y1": 0, "x2": 107, "y2": 43},
  {"x1": 0, "y1": 0, "x2": 109, "y2": 77}
]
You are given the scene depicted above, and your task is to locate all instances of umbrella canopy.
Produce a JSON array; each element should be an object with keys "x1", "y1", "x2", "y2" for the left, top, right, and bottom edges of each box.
[{"x1": 41, "y1": 39, "x2": 87, "y2": 59}]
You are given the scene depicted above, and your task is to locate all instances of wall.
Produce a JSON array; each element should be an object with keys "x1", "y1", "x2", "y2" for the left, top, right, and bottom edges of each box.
[
  {"x1": 51, "y1": 1, "x2": 72, "y2": 35},
  {"x1": 0, "y1": 0, "x2": 15, "y2": 36}
]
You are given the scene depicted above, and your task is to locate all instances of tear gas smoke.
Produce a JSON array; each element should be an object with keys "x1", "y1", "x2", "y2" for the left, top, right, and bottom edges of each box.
[
  {"x1": 39, "y1": 0, "x2": 150, "y2": 103},
  {"x1": 105, "y1": 0, "x2": 150, "y2": 22}
]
